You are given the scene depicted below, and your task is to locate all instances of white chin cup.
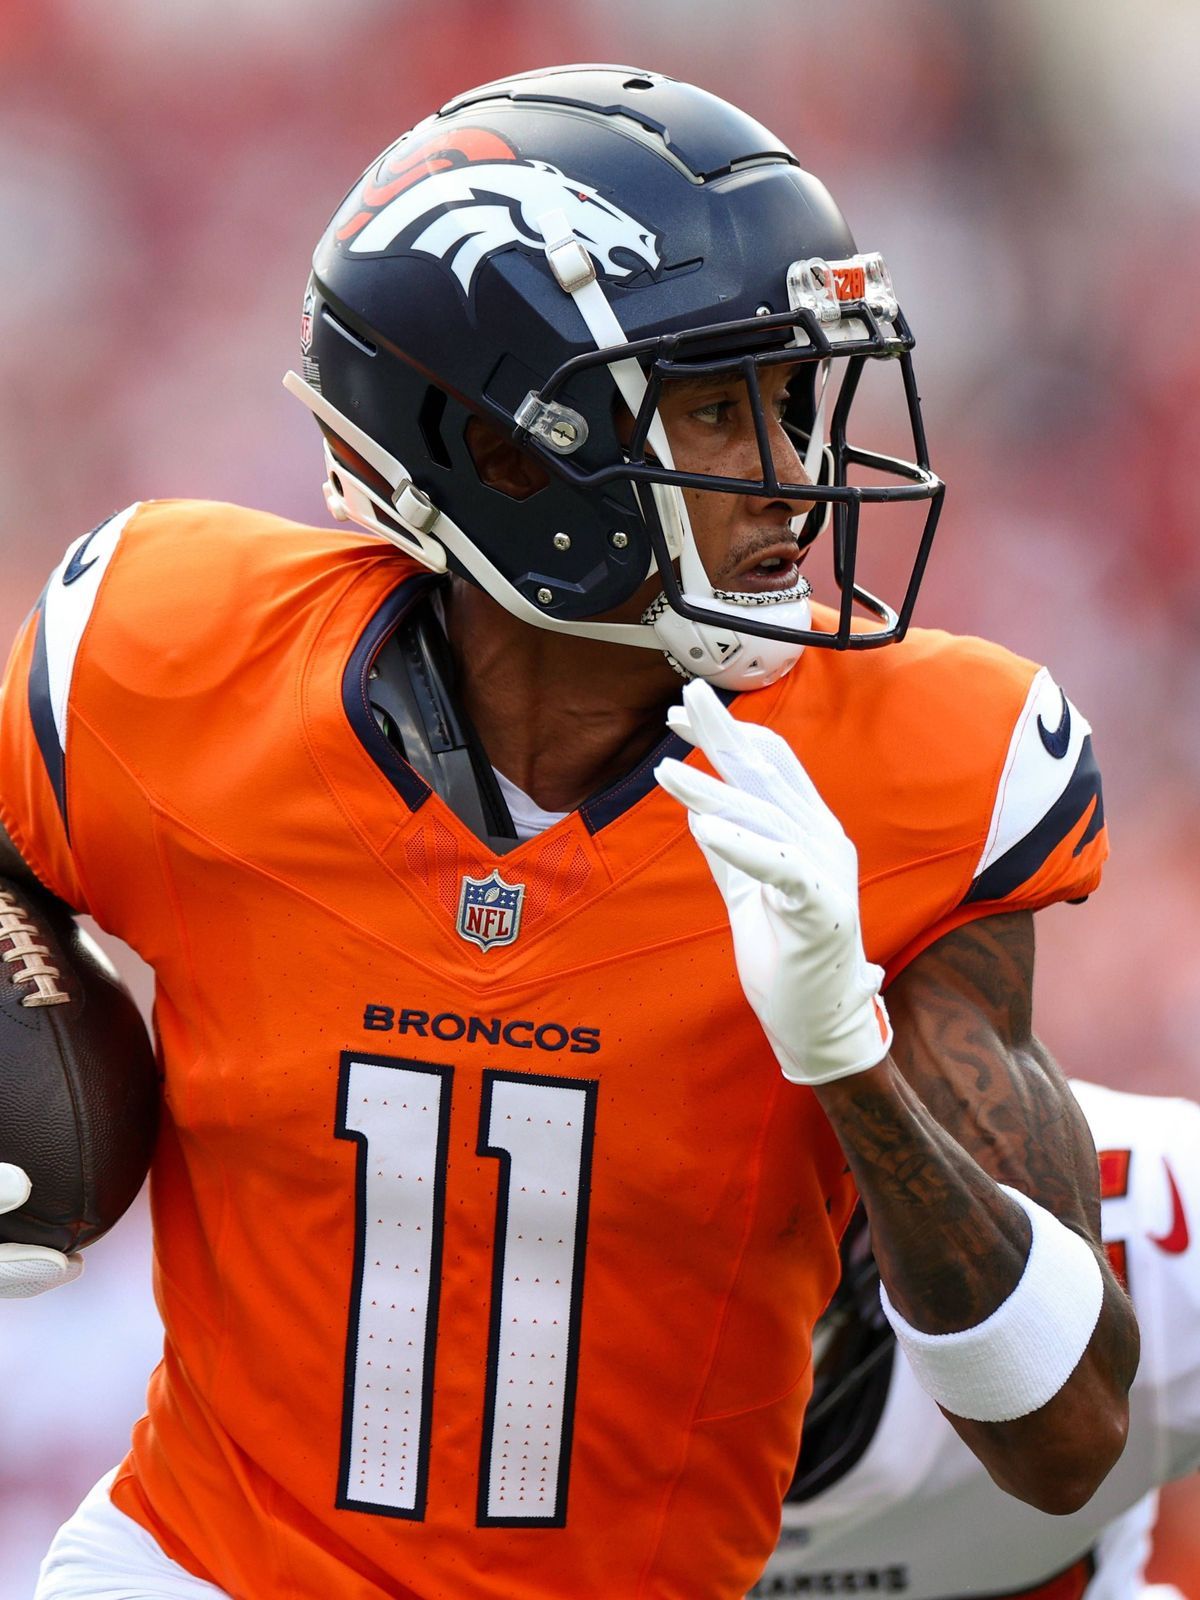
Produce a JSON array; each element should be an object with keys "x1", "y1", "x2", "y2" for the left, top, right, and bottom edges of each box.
[
  {"x1": 641, "y1": 479, "x2": 812, "y2": 689},
  {"x1": 646, "y1": 581, "x2": 812, "y2": 690}
]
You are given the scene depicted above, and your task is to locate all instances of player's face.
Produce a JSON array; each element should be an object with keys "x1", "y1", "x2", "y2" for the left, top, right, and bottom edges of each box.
[{"x1": 656, "y1": 363, "x2": 816, "y2": 595}]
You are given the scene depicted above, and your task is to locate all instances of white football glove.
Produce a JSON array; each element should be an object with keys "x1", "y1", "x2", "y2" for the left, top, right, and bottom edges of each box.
[
  {"x1": 0, "y1": 1162, "x2": 83, "y2": 1298},
  {"x1": 655, "y1": 679, "x2": 892, "y2": 1086}
]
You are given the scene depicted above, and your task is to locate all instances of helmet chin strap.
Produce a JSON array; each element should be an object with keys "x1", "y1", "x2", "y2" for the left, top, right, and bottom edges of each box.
[
  {"x1": 535, "y1": 209, "x2": 809, "y2": 691},
  {"x1": 643, "y1": 562, "x2": 814, "y2": 689}
]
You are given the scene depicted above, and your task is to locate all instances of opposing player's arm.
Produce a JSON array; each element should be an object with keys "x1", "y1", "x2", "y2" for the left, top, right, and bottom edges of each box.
[{"x1": 817, "y1": 912, "x2": 1138, "y2": 1512}]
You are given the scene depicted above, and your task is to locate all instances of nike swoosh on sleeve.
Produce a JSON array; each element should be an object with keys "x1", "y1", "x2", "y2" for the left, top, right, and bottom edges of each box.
[
  {"x1": 1149, "y1": 1161, "x2": 1189, "y2": 1254},
  {"x1": 1036, "y1": 690, "x2": 1071, "y2": 759},
  {"x1": 61, "y1": 524, "x2": 105, "y2": 585}
]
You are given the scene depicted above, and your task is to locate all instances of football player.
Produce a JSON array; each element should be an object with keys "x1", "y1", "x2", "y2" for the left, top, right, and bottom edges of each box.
[
  {"x1": 0, "y1": 66, "x2": 1137, "y2": 1600},
  {"x1": 758, "y1": 1080, "x2": 1200, "y2": 1600}
]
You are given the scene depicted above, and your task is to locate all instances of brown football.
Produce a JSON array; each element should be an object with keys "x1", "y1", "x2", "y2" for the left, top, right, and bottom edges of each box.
[{"x1": 0, "y1": 878, "x2": 158, "y2": 1253}]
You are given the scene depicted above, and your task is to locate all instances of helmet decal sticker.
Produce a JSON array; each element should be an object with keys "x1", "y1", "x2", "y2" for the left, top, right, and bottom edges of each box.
[
  {"x1": 298, "y1": 277, "x2": 321, "y2": 389},
  {"x1": 335, "y1": 128, "x2": 517, "y2": 243},
  {"x1": 299, "y1": 279, "x2": 315, "y2": 353},
  {"x1": 334, "y1": 127, "x2": 661, "y2": 298}
]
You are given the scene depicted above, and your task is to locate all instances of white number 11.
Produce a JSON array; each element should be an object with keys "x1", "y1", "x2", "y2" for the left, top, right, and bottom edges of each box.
[{"x1": 335, "y1": 1052, "x2": 597, "y2": 1526}]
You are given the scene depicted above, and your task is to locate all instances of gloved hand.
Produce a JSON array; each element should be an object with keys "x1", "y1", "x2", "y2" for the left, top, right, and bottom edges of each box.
[
  {"x1": 655, "y1": 679, "x2": 892, "y2": 1085},
  {"x1": 0, "y1": 1162, "x2": 83, "y2": 1298}
]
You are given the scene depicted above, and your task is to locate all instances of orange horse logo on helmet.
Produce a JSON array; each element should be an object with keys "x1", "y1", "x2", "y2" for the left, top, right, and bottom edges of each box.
[{"x1": 333, "y1": 127, "x2": 661, "y2": 299}]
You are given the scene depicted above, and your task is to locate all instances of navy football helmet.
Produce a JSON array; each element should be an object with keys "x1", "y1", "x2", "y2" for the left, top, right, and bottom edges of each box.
[{"x1": 286, "y1": 65, "x2": 943, "y2": 689}]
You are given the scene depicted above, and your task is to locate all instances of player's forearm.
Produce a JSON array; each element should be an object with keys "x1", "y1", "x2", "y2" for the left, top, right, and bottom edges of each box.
[
  {"x1": 816, "y1": 1057, "x2": 1138, "y2": 1513},
  {"x1": 817, "y1": 1059, "x2": 1032, "y2": 1331}
]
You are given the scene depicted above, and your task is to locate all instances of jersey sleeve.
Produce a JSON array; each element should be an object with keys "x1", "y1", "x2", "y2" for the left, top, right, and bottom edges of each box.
[
  {"x1": 1071, "y1": 1079, "x2": 1200, "y2": 1484},
  {"x1": 961, "y1": 666, "x2": 1106, "y2": 911},
  {"x1": 881, "y1": 657, "x2": 1107, "y2": 979},
  {"x1": 0, "y1": 506, "x2": 141, "y2": 910}
]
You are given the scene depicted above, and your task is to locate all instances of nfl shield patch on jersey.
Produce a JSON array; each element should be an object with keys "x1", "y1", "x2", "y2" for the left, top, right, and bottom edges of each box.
[{"x1": 457, "y1": 870, "x2": 525, "y2": 951}]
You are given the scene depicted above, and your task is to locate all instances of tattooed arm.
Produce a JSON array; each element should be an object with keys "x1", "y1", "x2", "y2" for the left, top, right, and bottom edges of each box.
[
  {"x1": 814, "y1": 911, "x2": 1138, "y2": 1514},
  {"x1": 652, "y1": 684, "x2": 1133, "y2": 1509}
]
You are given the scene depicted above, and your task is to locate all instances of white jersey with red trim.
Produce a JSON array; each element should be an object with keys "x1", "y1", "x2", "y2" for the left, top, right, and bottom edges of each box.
[{"x1": 753, "y1": 1080, "x2": 1200, "y2": 1600}]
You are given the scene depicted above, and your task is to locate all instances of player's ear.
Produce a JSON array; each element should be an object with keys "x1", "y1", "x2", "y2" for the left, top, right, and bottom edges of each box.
[{"x1": 465, "y1": 417, "x2": 549, "y2": 502}]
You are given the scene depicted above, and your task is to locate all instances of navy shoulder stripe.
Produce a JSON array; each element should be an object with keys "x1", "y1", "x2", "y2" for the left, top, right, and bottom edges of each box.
[
  {"x1": 964, "y1": 736, "x2": 1104, "y2": 905},
  {"x1": 27, "y1": 594, "x2": 69, "y2": 833}
]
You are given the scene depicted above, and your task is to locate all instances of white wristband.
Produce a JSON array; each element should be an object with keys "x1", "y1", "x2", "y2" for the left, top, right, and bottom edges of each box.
[{"x1": 878, "y1": 1185, "x2": 1105, "y2": 1422}]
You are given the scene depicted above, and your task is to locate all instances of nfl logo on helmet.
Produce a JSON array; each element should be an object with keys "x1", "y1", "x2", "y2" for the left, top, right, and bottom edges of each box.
[{"x1": 456, "y1": 870, "x2": 525, "y2": 951}]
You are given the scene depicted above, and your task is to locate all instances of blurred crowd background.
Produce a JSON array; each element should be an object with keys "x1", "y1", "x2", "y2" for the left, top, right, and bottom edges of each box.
[{"x1": 1, "y1": 0, "x2": 1198, "y2": 1594}]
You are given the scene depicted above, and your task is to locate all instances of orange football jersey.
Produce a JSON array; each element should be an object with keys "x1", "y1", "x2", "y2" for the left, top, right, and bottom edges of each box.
[{"x1": 0, "y1": 501, "x2": 1107, "y2": 1599}]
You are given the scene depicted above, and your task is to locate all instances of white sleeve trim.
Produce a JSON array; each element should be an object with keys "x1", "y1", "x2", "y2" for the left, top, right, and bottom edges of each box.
[
  {"x1": 41, "y1": 505, "x2": 140, "y2": 752},
  {"x1": 972, "y1": 667, "x2": 1091, "y2": 882}
]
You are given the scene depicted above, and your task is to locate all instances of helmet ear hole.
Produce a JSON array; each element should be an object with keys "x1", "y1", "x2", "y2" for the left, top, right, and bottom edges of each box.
[
  {"x1": 418, "y1": 387, "x2": 453, "y2": 471},
  {"x1": 464, "y1": 416, "x2": 549, "y2": 503}
]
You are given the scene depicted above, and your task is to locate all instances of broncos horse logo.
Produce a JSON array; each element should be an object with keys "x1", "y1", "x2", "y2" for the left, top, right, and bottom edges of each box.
[{"x1": 335, "y1": 128, "x2": 661, "y2": 298}]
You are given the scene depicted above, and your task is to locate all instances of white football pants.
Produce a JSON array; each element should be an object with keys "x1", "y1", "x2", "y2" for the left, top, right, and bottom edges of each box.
[{"x1": 36, "y1": 1470, "x2": 232, "y2": 1600}]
